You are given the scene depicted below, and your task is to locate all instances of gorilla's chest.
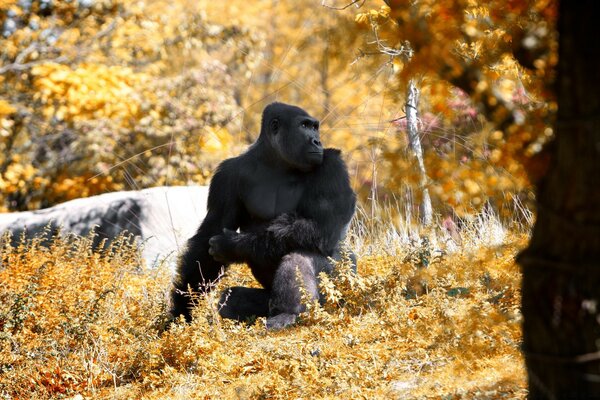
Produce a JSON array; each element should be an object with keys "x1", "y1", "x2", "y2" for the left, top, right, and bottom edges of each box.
[{"x1": 244, "y1": 180, "x2": 304, "y2": 221}]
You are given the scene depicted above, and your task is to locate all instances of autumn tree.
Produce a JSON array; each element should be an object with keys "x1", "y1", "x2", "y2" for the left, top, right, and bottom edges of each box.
[
  {"x1": 2, "y1": 0, "x2": 417, "y2": 213},
  {"x1": 519, "y1": 1, "x2": 600, "y2": 396},
  {"x1": 0, "y1": 0, "x2": 258, "y2": 211},
  {"x1": 352, "y1": 0, "x2": 598, "y2": 395},
  {"x1": 349, "y1": 0, "x2": 557, "y2": 217},
  {"x1": 199, "y1": 0, "x2": 411, "y2": 201}
]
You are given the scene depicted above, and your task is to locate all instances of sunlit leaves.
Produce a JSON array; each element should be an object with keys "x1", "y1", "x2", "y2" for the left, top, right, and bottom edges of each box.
[
  {"x1": 0, "y1": 227, "x2": 528, "y2": 398},
  {"x1": 200, "y1": 126, "x2": 234, "y2": 153},
  {"x1": 355, "y1": 5, "x2": 391, "y2": 24},
  {"x1": 32, "y1": 63, "x2": 147, "y2": 125},
  {"x1": 353, "y1": 0, "x2": 556, "y2": 215},
  {"x1": 0, "y1": 0, "x2": 254, "y2": 211},
  {"x1": 0, "y1": 100, "x2": 15, "y2": 118}
]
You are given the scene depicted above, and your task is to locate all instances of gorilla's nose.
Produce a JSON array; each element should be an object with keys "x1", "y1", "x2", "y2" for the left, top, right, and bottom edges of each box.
[{"x1": 311, "y1": 138, "x2": 322, "y2": 147}]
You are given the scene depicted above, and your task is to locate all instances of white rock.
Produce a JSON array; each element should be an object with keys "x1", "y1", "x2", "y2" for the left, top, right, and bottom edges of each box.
[{"x1": 0, "y1": 186, "x2": 208, "y2": 270}]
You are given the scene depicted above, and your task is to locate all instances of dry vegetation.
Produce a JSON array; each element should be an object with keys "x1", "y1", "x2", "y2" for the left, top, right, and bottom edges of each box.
[
  {"x1": 0, "y1": 1, "x2": 554, "y2": 397},
  {"x1": 1, "y1": 214, "x2": 528, "y2": 399}
]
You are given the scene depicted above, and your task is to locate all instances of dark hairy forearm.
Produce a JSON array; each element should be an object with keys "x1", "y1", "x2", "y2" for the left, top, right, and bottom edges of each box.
[{"x1": 233, "y1": 215, "x2": 321, "y2": 262}]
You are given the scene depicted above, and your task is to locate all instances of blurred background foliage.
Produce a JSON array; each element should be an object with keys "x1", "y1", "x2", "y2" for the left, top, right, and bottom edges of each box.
[{"x1": 0, "y1": 0, "x2": 556, "y2": 220}]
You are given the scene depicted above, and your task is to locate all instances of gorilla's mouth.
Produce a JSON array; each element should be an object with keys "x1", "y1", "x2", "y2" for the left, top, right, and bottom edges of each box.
[{"x1": 307, "y1": 152, "x2": 324, "y2": 166}]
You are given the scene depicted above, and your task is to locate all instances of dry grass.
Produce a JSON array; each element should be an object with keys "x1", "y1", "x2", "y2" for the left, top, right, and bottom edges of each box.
[{"x1": 0, "y1": 215, "x2": 528, "y2": 399}]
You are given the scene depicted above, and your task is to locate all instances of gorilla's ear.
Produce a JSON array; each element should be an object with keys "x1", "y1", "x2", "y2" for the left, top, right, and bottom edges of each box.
[{"x1": 270, "y1": 118, "x2": 280, "y2": 135}]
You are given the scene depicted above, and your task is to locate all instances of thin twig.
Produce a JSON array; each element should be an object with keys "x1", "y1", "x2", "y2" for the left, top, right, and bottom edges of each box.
[
  {"x1": 0, "y1": 56, "x2": 68, "y2": 74},
  {"x1": 321, "y1": 0, "x2": 365, "y2": 11},
  {"x1": 369, "y1": 15, "x2": 413, "y2": 59}
]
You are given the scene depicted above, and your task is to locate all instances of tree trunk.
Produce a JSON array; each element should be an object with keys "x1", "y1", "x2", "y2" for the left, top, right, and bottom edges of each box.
[
  {"x1": 405, "y1": 80, "x2": 433, "y2": 225},
  {"x1": 519, "y1": 1, "x2": 600, "y2": 398}
]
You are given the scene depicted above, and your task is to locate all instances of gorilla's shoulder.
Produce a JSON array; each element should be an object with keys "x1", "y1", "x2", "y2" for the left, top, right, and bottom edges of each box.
[
  {"x1": 215, "y1": 157, "x2": 241, "y2": 175},
  {"x1": 315, "y1": 148, "x2": 350, "y2": 184},
  {"x1": 322, "y1": 148, "x2": 346, "y2": 169},
  {"x1": 210, "y1": 157, "x2": 243, "y2": 190}
]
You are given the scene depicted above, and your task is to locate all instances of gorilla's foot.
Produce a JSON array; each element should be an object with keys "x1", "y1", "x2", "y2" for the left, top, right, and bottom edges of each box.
[
  {"x1": 219, "y1": 287, "x2": 269, "y2": 322},
  {"x1": 266, "y1": 313, "x2": 297, "y2": 330}
]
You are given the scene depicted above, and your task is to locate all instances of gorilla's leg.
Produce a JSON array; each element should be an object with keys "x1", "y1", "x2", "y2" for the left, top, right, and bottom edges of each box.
[
  {"x1": 218, "y1": 287, "x2": 270, "y2": 321},
  {"x1": 267, "y1": 252, "x2": 322, "y2": 330}
]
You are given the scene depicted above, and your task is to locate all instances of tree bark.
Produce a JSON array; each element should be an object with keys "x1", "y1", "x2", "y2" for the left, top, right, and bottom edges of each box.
[
  {"x1": 519, "y1": 1, "x2": 600, "y2": 398},
  {"x1": 405, "y1": 80, "x2": 433, "y2": 225}
]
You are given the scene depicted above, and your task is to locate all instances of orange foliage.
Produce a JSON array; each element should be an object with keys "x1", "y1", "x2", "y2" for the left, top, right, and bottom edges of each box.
[
  {"x1": 32, "y1": 63, "x2": 148, "y2": 125},
  {"x1": 0, "y1": 0, "x2": 253, "y2": 211},
  {"x1": 350, "y1": 0, "x2": 556, "y2": 215},
  {"x1": 0, "y1": 0, "x2": 556, "y2": 219},
  {"x1": 0, "y1": 228, "x2": 528, "y2": 398}
]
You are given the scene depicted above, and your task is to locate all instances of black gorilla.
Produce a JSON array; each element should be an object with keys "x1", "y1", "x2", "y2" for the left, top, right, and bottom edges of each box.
[{"x1": 170, "y1": 102, "x2": 356, "y2": 329}]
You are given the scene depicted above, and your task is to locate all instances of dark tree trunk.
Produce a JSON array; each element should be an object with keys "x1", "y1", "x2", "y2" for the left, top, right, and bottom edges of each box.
[{"x1": 519, "y1": 1, "x2": 600, "y2": 398}]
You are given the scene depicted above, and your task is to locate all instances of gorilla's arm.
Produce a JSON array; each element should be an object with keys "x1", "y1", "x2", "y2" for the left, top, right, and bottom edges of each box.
[
  {"x1": 170, "y1": 159, "x2": 241, "y2": 322},
  {"x1": 209, "y1": 149, "x2": 355, "y2": 265},
  {"x1": 208, "y1": 214, "x2": 318, "y2": 266},
  {"x1": 297, "y1": 149, "x2": 356, "y2": 253}
]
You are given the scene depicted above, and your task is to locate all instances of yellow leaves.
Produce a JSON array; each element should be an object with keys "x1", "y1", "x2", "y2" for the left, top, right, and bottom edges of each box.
[
  {"x1": 238, "y1": 359, "x2": 265, "y2": 376},
  {"x1": 319, "y1": 273, "x2": 342, "y2": 305},
  {"x1": 497, "y1": 78, "x2": 516, "y2": 103},
  {"x1": 491, "y1": 130, "x2": 503, "y2": 141},
  {"x1": 354, "y1": 13, "x2": 368, "y2": 25},
  {"x1": 464, "y1": 21, "x2": 479, "y2": 37},
  {"x1": 463, "y1": 178, "x2": 480, "y2": 196},
  {"x1": 31, "y1": 62, "x2": 147, "y2": 126},
  {"x1": 0, "y1": 101, "x2": 15, "y2": 140},
  {"x1": 355, "y1": 5, "x2": 391, "y2": 25},
  {"x1": 490, "y1": 149, "x2": 502, "y2": 163},
  {"x1": 0, "y1": 99, "x2": 16, "y2": 117},
  {"x1": 200, "y1": 126, "x2": 233, "y2": 153},
  {"x1": 48, "y1": 174, "x2": 122, "y2": 203},
  {"x1": 0, "y1": 0, "x2": 17, "y2": 9},
  {"x1": 465, "y1": 6, "x2": 490, "y2": 20},
  {"x1": 0, "y1": 222, "x2": 528, "y2": 398},
  {"x1": 0, "y1": 163, "x2": 37, "y2": 194},
  {"x1": 455, "y1": 39, "x2": 483, "y2": 61},
  {"x1": 380, "y1": 5, "x2": 391, "y2": 18}
]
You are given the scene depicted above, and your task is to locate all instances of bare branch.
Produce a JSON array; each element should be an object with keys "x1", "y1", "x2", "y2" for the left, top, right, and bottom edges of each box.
[
  {"x1": 0, "y1": 56, "x2": 68, "y2": 74},
  {"x1": 321, "y1": 0, "x2": 365, "y2": 11},
  {"x1": 405, "y1": 81, "x2": 433, "y2": 226},
  {"x1": 369, "y1": 15, "x2": 413, "y2": 60},
  {"x1": 388, "y1": 115, "x2": 407, "y2": 123},
  {"x1": 0, "y1": 17, "x2": 118, "y2": 75}
]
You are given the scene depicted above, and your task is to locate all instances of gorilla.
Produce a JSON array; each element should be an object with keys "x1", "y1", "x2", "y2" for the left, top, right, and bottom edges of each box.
[{"x1": 170, "y1": 102, "x2": 356, "y2": 330}]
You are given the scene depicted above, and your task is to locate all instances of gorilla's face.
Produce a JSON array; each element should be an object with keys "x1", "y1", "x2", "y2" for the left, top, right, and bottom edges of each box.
[{"x1": 265, "y1": 103, "x2": 324, "y2": 171}]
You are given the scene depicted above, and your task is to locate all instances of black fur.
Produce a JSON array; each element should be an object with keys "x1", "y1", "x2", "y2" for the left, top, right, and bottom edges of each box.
[{"x1": 170, "y1": 102, "x2": 356, "y2": 329}]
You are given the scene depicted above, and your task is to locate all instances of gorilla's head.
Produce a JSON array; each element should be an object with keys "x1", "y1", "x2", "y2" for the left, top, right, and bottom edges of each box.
[{"x1": 259, "y1": 102, "x2": 324, "y2": 171}]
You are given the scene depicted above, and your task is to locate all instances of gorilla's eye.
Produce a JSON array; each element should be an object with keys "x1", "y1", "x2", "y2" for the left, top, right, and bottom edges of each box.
[{"x1": 301, "y1": 120, "x2": 318, "y2": 131}]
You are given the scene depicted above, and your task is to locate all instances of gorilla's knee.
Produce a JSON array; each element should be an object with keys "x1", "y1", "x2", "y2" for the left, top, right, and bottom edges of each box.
[{"x1": 268, "y1": 252, "x2": 319, "y2": 327}]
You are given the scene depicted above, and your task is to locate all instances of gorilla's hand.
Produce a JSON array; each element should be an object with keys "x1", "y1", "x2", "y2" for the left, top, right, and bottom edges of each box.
[
  {"x1": 266, "y1": 213, "x2": 319, "y2": 251},
  {"x1": 266, "y1": 213, "x2": 296, "y2": 237},
  {"x1": 208, "y1": 229, "x2": 240, "y2": 264}
]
